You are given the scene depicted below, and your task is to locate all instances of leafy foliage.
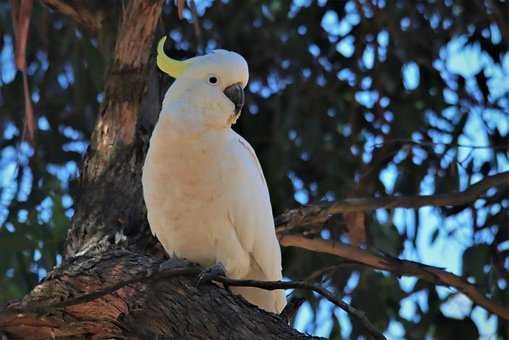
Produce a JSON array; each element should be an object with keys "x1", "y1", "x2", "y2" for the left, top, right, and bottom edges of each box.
[{"x1": 1, "y1": 0, "x2": 508, "y2": 338}]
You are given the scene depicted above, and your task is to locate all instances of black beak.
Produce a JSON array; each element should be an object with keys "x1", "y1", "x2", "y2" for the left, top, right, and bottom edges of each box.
[{"x1": 223, "y1": 83, "x2": 244, "y2": 116}]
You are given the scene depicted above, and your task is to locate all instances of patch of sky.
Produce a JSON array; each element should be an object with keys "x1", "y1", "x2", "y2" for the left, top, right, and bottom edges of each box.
[
  {"x1": 63, "y1": 141, "x2": 88, "y2": 154},
  {"x1": 36, "y1": 267, "x2": 47, "y2": 281},
  {"x1": 169, "y1": 30, "x2": 190, "y2": 50},
  {"x1": 1, "y1": 35, "x2": 16, "y2": 83},
  {"x1": 59, "y1": 125, "x2": 83, "y2": 140},
  {"x1": 337, "y1": 67, "x2": 356, "y2": 85},
  {"x1": 311, "y1": 299, "x2": 335, "y2": 337},
  {"x1": 379, "y1": 162, "x2": 397, "y2": 193},
  {"x1": 57, "y1": 63, "x2": 75, "y2": 89},
  {"x1": 443, "y1": 87, "x2": 458, "y2": 104},
  {"x1": 412, "y1": 146, "x2": 428, "y2": 166},
  {"x1": 472, "y1": 307, "x2": 498, "y2": 339},
  {"x1": 37, "y1": 117, "x2": 51, "y2": 132},
  {"x1": 16, "y1": 166, "x2": 33, "y2": 202},
  {"x1": 280, "y1": 59, "x2": 290, "y2": 69},
  {"x1": 345, "y1": 272, "x2": 359, "y2": 294},
  {"x1": 288, "y1": 171, "x2": 309, "y2": 204},
  {"x1": 318, "y1": 57, "x2": 332, "y2": 72},
  {"x1": 47, "y1": 161, "x2": 78, "y2": 189},
  {"x1": 400, "y1": 17, "x2": 410, "y2": 31},
  {"x1": 336, "y1": 35, "x2": 355, "y2": 57},
  {"x1": 293, "y1": 302, "x2": 314, "y2": 334},
  {"x1": 3, "y1": 122, "x2": 18, "y2": 140},
  {"x1": 426, "y1": 109, "x2": 453, "y2": 133},
  {"x1": 355, "y1": 90, "x2": 378, "y2": 108},
  {"x1": 320, "y1": 229, "x2": 331, "y2": 240},
  {"x1": 17, "y1": 209, "x2": 28, "y2": 223},
  {"x1": 288, "y1": 0, "x2": 312, "y2": 18},
  {"x1": 248, "y1": 103, "x2": 258, "y2": 115},
  {"x1": 35, "y1": 51, "x2": 49, "y2": 72},
  {"x1": 321, "y1": 8, "x2": 359, "y2": 38},
  {"x1": 360, "y1": 76, "x2": 372, "y2": 89},
  {"x1": 340, "y1": 124, "x2": 352, "y2": 137},
  {"x1": 402, "y1": 62, "x2": 420, "y2": 90},
  {"x1": 206, "y1": 39, "x2": 218, "y2": 51},
  {"x1": 301, "y1": 68, "x2": 311, "y2": 79},
  {"x1": 33, "y1": 249, "x2": 42, "y2": 262},
  {"x1": 377, "y1": 30, "x2": 389, "y2": 47},
  {"x1": 362, "y1": 45, "x2": 375, "y2": 69},
  {"x1": 446, "y1": 37, "x2": 484, "y2": 75},
  {"x1": 385, "y1": 320, "x2": 405, "y2": 339},
  {"x1": 192, "y1": 0, "x2": 213, "y2": 15},
  {"x1": 37, "y1": 196, "x2": 54, "y2": 223},
  {"x1": 97, "y1": 92, "x2": 105, "y2": 104},
  {"x1": 457, "y1": 112, "x2": 493, "y2": 169},
  {"x1": 334, "y1": 308, "x2": 352, "y2": 338}
]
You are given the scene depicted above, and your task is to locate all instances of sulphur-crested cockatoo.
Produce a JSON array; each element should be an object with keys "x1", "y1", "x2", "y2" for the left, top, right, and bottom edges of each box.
[{"x1": 142, "y1": 37, "x2": 286, "y2": 313}]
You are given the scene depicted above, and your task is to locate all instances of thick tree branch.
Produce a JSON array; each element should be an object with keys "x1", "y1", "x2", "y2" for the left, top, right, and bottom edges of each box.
[
  {"x1": 0, "y1": 251, "x2": 316, "y2": 339},
  {"x1": 275, "y1": 171, "x2": 509, "y2": 232},
  {"x1": 39, "y1": 0, "x2": 102, "y2": 34},
  {"x1": 4, "y1": 261, "x2": 385, "y2": 340},
  {"x1": 279, "y1": 235, "x2": 509, "y2": 321}
]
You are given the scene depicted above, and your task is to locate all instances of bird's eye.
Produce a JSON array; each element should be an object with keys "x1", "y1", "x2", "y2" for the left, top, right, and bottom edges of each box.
[{"x1": 208, "y1": 76, "x2": 218, "y2": 85}]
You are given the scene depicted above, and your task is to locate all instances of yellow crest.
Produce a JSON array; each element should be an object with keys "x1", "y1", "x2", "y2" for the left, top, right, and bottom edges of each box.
[{"x1": 157, "y1": 36, "x2": 190, "y2": 78}]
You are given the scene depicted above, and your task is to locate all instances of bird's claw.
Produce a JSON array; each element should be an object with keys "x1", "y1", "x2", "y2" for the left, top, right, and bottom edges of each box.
[
  {"x1": 159, "y1": 256, "x2": 193, "y2": 272},
  {"x1": 196, "y1": 263, "x2": 226, "y2": 287}
]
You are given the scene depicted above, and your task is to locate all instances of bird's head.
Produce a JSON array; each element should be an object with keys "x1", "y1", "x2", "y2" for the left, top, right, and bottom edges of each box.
[{"x1": 157, "y1": 37, "x2": 248, "y2": 130}]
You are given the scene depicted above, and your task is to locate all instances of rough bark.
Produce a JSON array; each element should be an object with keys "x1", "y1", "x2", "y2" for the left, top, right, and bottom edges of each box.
[
  {"x1": 0, "y1": 251, "x2": 315, "y2": 339},
  {"x1": 0, "y1": 1, "x2": 314, "y2": 339}
]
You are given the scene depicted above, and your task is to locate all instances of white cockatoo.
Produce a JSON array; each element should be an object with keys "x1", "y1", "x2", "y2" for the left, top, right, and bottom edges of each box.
[{"x1": 142, "y1": 37, "x2": 286, "y2": 313}]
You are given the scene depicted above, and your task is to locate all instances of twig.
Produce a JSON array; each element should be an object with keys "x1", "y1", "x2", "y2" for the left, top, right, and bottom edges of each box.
[
  {"x1": 3, "y1": 263, "x2": 386, "y2": 339},
  {"x1": 275, "y1": 171, "x2": 509, "y2": 232},
  {"x1": 189, "y1": 0, "x2": 203, "y2": 54},
  {"x1": 305, "y1": 263, "x2": 353, "y2": 282},
  {"x1": 177, "y1": 0, "x2": 184, "y2": 19},
  {"x1": 40, "y1": 0, "x2": 101, "y2": 33},
  {"x1": 214, "y1": 276, "x2": 386, "y2": 340},
  {"x1": 369, "y1": 139, "x2": 509, "y2": 151},
  {"x1": 279, "y1": 234, "x2": 509, "y2": 321}
]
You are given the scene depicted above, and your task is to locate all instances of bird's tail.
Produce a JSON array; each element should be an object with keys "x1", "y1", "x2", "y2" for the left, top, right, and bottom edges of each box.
[{"x1": 230, "y1": 264, "x2": 287, "y2": 314}]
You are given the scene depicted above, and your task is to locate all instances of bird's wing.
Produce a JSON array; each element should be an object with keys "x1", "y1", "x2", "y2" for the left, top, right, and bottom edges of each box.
[{"x1": 227, "y1": 130, "x2": 283, "y2": 282}]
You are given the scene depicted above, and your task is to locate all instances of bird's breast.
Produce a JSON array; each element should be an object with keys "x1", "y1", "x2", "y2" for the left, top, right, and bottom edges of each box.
[{"x1": 142, "y1": 127, "x2": 234, "y2": 265}]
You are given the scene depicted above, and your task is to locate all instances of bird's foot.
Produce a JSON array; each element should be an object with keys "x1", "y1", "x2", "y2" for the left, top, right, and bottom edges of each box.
[
  {"x1": 159, "y1": 256, "x2": 194, "y2": 272},
  {"x1": 196, "y1": 263, "x2": 226, "y2": 287}
]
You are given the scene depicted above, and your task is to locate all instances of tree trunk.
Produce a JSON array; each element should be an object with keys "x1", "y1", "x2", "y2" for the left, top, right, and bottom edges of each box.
[{"x1": 0, "y1": 1, "x2": 314, "y2": 338}]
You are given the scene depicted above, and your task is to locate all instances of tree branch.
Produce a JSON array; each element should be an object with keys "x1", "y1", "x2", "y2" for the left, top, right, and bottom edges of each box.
[
  {"x1": 275, "y1": 171, "x2": 509, "y2": 232},
  {"x1": 3, "y1": 260, "x2": 386, "y2": 340},
  {"x1": 369, "y1": 139, "x2": 509, "y2": 151},
  {"x1": 39, "y1": 0, "x2": 102, "y2": 34},
  {"x1": 0, "y1": 252, "x2": 315, "y2": 339},
  {"x1": 215, "y1": 276, "x2": 386, "y2": 340},
  {"x1": 279, "y1": 235, "x2": 509, "y2": 321}
]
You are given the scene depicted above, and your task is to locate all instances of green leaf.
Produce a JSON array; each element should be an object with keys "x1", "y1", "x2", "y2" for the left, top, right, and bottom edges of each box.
[
  {"x1": 462, "y1": 244, "x2": 491, "y2": 283},
  {"x1": 434, "y1": 314, "x2": 479, "y2": 340}
]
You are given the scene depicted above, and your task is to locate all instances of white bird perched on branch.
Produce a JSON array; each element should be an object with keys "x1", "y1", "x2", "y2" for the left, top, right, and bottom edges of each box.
[{"x1": 142, "y1": 37, "x2": 286, "y2": 313}]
